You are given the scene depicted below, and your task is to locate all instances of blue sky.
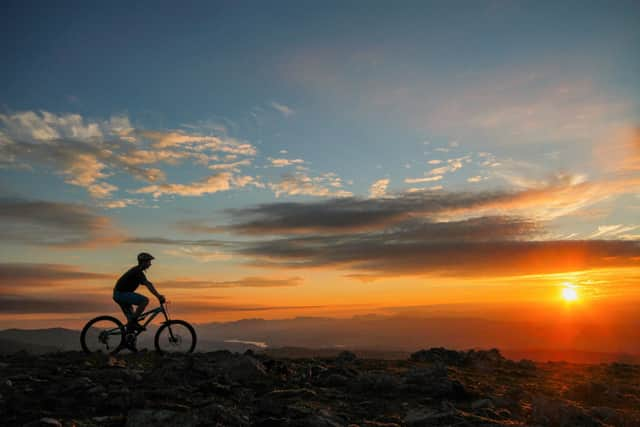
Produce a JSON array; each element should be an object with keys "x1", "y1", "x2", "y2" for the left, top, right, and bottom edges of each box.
[{"x1": 1, "y1": 0, "x2": 639, "y2": 326}]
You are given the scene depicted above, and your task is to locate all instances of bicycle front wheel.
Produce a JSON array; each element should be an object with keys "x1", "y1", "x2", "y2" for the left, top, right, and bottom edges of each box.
[
  {"x1": 154, "y1": 320, "x2": 197, "y2": 354},
  {"x1": 80, "y1": 315, "x2": 125, "y2": 354}
]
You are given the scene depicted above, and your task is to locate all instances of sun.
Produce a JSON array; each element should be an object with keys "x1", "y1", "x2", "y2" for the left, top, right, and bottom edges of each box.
[{"x1": 561, "y1": 286, "x2": 578, "y2": 302}]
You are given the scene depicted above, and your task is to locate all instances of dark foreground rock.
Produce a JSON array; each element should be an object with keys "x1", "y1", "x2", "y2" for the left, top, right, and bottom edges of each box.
[{"x1": 1, "y1": 348, "x2": 639, "y2": 426}]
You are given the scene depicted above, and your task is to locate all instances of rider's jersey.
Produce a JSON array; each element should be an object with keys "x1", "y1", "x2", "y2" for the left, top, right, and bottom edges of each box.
[{"x1": 114, "y1": 265, "x2": 147, "y2": 292}]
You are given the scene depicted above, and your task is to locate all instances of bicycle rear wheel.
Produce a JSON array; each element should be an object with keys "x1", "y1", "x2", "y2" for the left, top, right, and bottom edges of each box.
[
  {"x1": 154, "y1": 320, "x2": 197, "y2": 354},
  {"x1": 80, "y1": 315, "x2": 125, "y2": 354}
]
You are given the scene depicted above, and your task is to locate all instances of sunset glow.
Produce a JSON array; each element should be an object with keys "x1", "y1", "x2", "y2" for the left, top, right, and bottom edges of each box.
[
  {"x1": 562, "y1": 286, "x2": 578, "y2": 302},
  {"x1": 1, "y1": 1, "x2": 639, "y2": 358}
]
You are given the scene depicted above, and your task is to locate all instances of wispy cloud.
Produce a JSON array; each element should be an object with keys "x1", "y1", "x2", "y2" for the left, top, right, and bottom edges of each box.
[
  {"x1": 133, "y1": 173, "x2": 261, "y2": 198},
  {"x1": 209, "y1": 159, "x2": 253, "y2": 171},
  {"x1": 594, "y1": 126, "x2": 640, "y2": 173},
  {"x1": 99, "y1": 199, "x2": 143, "y2": 209},
  {"x1": 467, "y1": 175, "x2": 488, "y2": 183},
  {"x1": 139, "y1": 130, "x2": 256, "y2": 155},
  {"x1": 271, "y1": 102, "x2": 295, "y2": 117},
  {"x1": 204, "y1": 173, "x2": 640, "y2": 278},
  {"x1": 238, "y1": 225, "x2": 640, "y2": 279},
  {"x1": 369, "y1": 178, "x2": 389, "y2": 198},
  {"x1": 0, "y1": 196, "x2": 125, "y2": 247},
  {"x1": 404, "y1": 175, "x2": 443, "y2": 184},
  {"x1": 163, "y1": 246, "x2": 233, "y2": 262},
  {"x1": 0, "y1": 111, "x2": 258, "y2": 200},
  {"x1": 427, "y1": 156, "x2": 469, "y2": 176},
  {"x1": 0, "y1": 263, "x2": 112, "y2": 292},
  {"x1": 268, "y1": 157, "x2": 305, "y2": 167},
  {"x1": 0, "y1": 294, "x2": 322, "y2": 314},
  {"x1": 159, "y1": 276, "x2": 303, "y2": 288},
  {"x1": 268, "y1": 172, "x2": 352, "y2": 198},
  {"x1": 222, "y1": 174, "x2": 639, "y2": 236},
  {"x1": 0, "y1": 295, "x2": 114, "y2": 314},
  {"x1": 589, "y1": 224, "x2": 639, "y2": 239}
]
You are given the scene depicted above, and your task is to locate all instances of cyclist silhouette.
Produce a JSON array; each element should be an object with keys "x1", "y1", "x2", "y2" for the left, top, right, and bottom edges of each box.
[{"x1": 113, "y1": 252, "x2": 165, "y2": 332}]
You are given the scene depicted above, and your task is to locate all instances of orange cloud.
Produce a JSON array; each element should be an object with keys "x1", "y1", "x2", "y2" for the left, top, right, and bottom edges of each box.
[
  {"x1": 0, "y1": 263, "x2": 113, "y2": 292},
  {"x1": 0, "y1": 197, "x2": 126, "y2": 247},
  {"x1": 140, "y1": 130, "x2": 256, "y2": 155},
  {"x1": 268, "y1": 172, "x2": 353, "y2": 198},
  {"x1": 132, "y1": 173, "x2": 260, "y2": 198},
  {"x1": 595, "y1": 126, "x2": 640, "y2": 173},
  {"x1": 159, "y1": 276, "x2": 303, "y2": 289}
]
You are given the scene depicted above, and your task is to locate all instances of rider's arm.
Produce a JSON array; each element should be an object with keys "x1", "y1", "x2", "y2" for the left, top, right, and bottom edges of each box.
[{"x1": 143, "y1": 279, "x2": 165, "y2": 303}]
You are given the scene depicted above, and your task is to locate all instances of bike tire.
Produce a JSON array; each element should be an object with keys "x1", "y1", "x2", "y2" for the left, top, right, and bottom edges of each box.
[
  {"x1": 154, "y1": 320, "x2": 197, "y2": 354},
  {"x1": 80, "y1": 315, "x2": 125, "y2": 354}
]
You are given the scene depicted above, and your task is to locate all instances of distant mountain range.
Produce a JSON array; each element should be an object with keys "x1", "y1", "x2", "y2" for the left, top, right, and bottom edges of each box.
[{"x1": 2, "y1": 315, "x2": 640, "y2": 363}]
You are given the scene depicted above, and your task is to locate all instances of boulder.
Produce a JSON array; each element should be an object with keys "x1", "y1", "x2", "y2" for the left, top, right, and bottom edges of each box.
[
  {"x1": 410, "y1": 348, "x2": 466, "y2": 365},
  {"x1": 404, "y1": 365, "x2": 468, "y2": 399},
  {"x1": 350, "y1": 371, "x2": 402, "y2": 394},
  {"x1": 125, "y1": 409, "x2": 195, "y2": 427},
  {"x1": 335, "y1": 351, "x2": 357, "y2": 364},
  {"x1": 531, "y1": 396, "x2": 604, "y2": 427},
  {"x1": 23, "y1": 418, "x2": 62, "y2": 427},
  {"x1": 217, "y1": 355, "x2": 267, "y2": 383},
  {"x1": 471, "y1": 398, "x2": 493, "y2": 410}
]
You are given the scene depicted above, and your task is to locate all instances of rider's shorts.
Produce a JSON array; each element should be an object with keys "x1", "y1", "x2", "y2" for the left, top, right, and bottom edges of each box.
[{"x1": 113, "y1": 291, "x2": 149, "y2": 306}]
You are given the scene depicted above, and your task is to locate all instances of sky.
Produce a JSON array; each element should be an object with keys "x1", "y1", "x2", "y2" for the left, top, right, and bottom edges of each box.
[{"x1": 1, "y1": 1, "x2": 639, "y2": 334}]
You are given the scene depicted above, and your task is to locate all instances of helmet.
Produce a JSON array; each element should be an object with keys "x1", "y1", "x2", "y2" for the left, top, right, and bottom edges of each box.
[{"x1": 137, "y1": 252, "x2": 155, "y2": 263}]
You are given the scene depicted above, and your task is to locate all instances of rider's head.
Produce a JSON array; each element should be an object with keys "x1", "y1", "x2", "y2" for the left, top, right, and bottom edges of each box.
[{"x1": 137, "y1": 252, "x2": 154, "y2": 269}]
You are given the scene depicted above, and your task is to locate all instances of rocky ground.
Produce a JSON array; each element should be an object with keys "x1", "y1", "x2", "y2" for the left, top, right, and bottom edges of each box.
[{"x1": 1, "y1": 348, "x2": 639, "y2": 427}]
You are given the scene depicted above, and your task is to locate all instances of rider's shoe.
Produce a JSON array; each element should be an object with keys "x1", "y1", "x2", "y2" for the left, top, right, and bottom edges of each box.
[
  {"x1": 124, "y1": 332, "x2": 138, "y2": 352},
  {"x1": 126, "y1": 321, "x2": 145, "y2": 333}
]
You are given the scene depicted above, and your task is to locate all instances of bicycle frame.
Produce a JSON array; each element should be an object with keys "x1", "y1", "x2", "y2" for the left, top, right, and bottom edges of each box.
[{"x1": 135, "y1": 303, "x2": 170, "y2": 330}]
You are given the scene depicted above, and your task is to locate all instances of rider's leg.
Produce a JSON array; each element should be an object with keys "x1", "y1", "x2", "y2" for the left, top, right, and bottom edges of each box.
[
  {"x1": 131, "y1": 294, "x2": 149, "y2": 323},
  {"x1": 114, "y1": 291, "x2": 148, "y2": 325},
  {"x1": 120, "y1": 303, "x2": 134, "y2": 322},
  {"x1": 114, "y1": 291, "x2": 133, "y2": 322}
]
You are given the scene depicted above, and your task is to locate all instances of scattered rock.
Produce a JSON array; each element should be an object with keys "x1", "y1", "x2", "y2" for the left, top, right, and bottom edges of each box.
[
  {"x1": 410, "y1": 348, "x2": 466, "y2": 365},
  {"x1": 409, "y1": 347, "x2": 505, "y2": 368},
  {"x1": 24, "y1": 418, "x2": 62, "y2": 427},
  {"x1": 265, "y1": 388, "x2": 318, "y2": 400},
  {"x1": 566, "y1": 381, "x2": 609, "y2": 405},
  {"x1": 532, "y1": 396, "x2": 604, "y2": 427},
  {"x1": 217, "y1": 354, "x2": 267, "y2": 383},
  {"x1": 403, "y1": 407, "x2": 460, "y2": 426},
  {"x1": 361, "y1": 421, "x2": 401, "y2": 427},
  {"x1": 351, "y1": 371, "x2": 402, "y2": 394},
  {"x1": 471, "y1": 398, "x2": 493, "y2": 410},
  {"x1": 107, "y1": 356, "x2": 127, "y2": 368},
  {"x1": 404, "y1": 365, "x2": 468, "y2": 399},
  {"x1": 318, "y1": 373, "x2": 349, "y2": 388},
  {"x1": 517, "y1": 359, "x2": 536, "y2": 370},
  {"x1": 125, "y1": 409, "x2": 192, "y2": 427},
  {"x1": 589, "y1": 406, "x2": 622, "y2": 425},
  {"x1": 336, "y1": 351, "x2": 357, "y2": 363},
  {"x1": 1, "y1": 349, "x2": 639, "y2": 427}
]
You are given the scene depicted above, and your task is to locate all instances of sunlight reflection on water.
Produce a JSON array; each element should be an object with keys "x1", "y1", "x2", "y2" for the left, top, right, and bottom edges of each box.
[{"x1": 224, "y1": 339, "x2": 268, "y2": 348}]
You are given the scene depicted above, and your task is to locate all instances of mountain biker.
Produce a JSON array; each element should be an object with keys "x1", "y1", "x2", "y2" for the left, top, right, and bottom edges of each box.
[{"x1": 113, "y1": 252, "x2": 165, "y2": 332}]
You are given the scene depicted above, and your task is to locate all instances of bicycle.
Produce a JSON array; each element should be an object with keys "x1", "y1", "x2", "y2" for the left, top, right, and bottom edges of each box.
[{"x1": 80, "y1": 301, "x2": 197, "y2": 354}]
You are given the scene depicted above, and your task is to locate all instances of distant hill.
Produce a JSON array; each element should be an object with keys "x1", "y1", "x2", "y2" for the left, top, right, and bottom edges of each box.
[
  {"x1": 3, "y1": 314, "x2": 640, "y2": 364},
  {"x1": 192, "y1": 315, "x2": 640, "y2": 362},
  {"x1": 502, "y1": 349, "x2": 640, "y2": 364},
  {"x1": 0, "y1": 328, "x2": 266, "y2": 354},
  {"x1": 0, "y1": 328, "x2": 80, "y2": 353}
]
